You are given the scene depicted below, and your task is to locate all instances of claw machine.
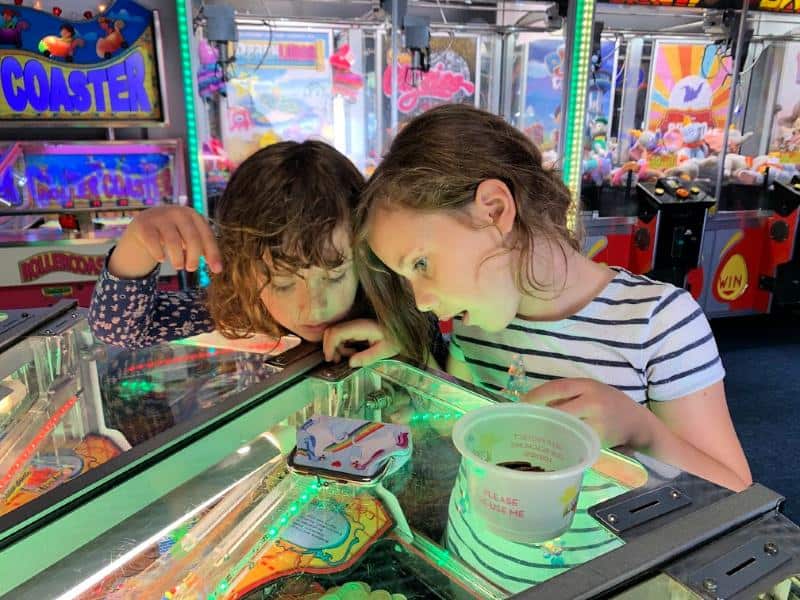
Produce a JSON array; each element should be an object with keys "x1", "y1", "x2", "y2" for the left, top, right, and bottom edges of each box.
[
  {"x1": 187, "y1": 0, "x2": 506, "y2": 213},
  {"x1": 692, "y1": 4, "x2": 800, "y2": 317},
  {"x1": 1, "y1": 333, "x2": 797, "y2": 599},
  {"x1": 0, "y1": 301, "x2": 306, "y2": 595}
]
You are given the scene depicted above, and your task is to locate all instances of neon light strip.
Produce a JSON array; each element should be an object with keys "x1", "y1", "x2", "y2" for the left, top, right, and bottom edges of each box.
[
  {"x1": 125, "y1": 348, "x2": 233, "y2": 374},
  {"x1": 55, "y1": 467, "x2": 263, "y2": 600},
  {"x1": 13, "y1": 143, "x2": 178, "y2": 156},
  {"x1": 175, "y1": 0, "x2": 210, "y2": 286},
  {"x1": 561, "y1": 0, "x2": 596, "y2": 232},
  {"x1": 0, "y1": 396, "x2": 78, "y2": 492}
]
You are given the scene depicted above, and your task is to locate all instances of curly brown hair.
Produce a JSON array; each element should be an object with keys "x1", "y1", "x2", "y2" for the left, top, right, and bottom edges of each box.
[
  {"x1": 206, "y1": 140, "x2": 365, "y2": 339},
  {"x1": 354, "y1": 104, "x2": 580, "y2": 363}
]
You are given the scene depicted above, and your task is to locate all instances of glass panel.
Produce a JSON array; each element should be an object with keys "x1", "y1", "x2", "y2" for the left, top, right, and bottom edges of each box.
[
  {"x1": 34, "y1": 360, "x2": 649, "y2": 600},
  {"x1": 509, "y1": 31, "x2": 567, "y2": 163},
  {"x1": 0, "y1": 318, "x2": 293, "y2": 521}
]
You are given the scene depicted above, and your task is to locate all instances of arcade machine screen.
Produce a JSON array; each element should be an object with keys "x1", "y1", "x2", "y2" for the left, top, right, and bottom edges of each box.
[
  {"x1": 0, "y1": 318, "x2": 298, "y2": 522},
  {"x1": 0, "y1": 141, "x2": 185, "y2": 309}
]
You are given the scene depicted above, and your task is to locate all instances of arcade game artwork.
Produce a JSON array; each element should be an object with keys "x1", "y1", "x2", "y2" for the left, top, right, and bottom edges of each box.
[
  {"x1": 0, "y1": 0, "x2": 184, "y2": 310},
  {"x1": 0, "y1": 141, "x2": 184, "y2": 309},
  {"x1": 382, "y1": 33, "x2": 479, "y2": 128},
  {"x1": 221, "y1": 28, "x2": 337, "y2": 166},
  {"x1": 0, "y1": 0, "x2": 164, "y2": 123}
]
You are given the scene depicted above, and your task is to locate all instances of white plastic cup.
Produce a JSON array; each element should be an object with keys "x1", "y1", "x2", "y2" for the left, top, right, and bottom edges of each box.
[{"x1": 452, "y1": 403, "x2": 601, "y2": 543}]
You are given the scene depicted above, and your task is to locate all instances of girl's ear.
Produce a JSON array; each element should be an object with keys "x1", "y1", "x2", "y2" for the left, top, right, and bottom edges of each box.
[{"x1": 471, "y1": 179, "x2": 517, "y2": 235}]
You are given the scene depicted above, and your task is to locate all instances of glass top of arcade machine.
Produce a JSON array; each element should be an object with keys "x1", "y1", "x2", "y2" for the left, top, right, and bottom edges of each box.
[
  {"x1": 7, "y1": 358, "x2": 677, "y2": 599},
  {"x1": 0, "y1": 304, "x2": 305, "y2": 573}
]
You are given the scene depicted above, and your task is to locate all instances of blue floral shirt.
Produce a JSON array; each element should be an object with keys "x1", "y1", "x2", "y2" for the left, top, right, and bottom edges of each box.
[{"x1": 88, "y1": 255, "x2": 213, "y2": 348}]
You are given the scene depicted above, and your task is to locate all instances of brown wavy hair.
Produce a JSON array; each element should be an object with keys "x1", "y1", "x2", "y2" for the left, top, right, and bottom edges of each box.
[
  {"x1": 354, "y1": 104, "x2": 580, "y2": 363},
  {"x1": 206, "y1": 140, "x2": 365, "y2": 338}
]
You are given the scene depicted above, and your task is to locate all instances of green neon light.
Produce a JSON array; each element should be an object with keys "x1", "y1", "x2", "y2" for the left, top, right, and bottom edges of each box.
[
  {"x1": 212, "y1": 480, "x2": 321, "y2": 596},
  {"x1": 176, "y1": 0, "x2": 210, "y2": 286},
  {"x1": 561, "y1": 0, "x2": 596, "y2": 231}
]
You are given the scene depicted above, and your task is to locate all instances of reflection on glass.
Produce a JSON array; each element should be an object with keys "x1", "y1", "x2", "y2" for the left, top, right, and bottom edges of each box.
[
  {"x1": 0, "y1": 320, "x2": 283, "y2": 518},
  {"x1": 70, "y1": 361, "x2": 649, "y2": 600}
]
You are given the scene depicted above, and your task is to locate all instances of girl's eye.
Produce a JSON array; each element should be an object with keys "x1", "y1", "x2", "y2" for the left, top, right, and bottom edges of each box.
[
  {"x1": 326, "y1": 271, "x2": 348, "y2": 284},
  {"x1": 271, "y1": 282, "x2": 295, "y2": 293},
  {"x1": 412, "y1": 257, "x2": 428, "y2": 272}
]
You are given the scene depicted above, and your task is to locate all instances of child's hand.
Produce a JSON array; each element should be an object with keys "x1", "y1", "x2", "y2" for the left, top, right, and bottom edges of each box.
[
  {"x1": 523, "y1": 378, "x2": 653, "y2": 450},
  {"x1": 109, "y1": 206, "x2": 223, "y2": 279},
  {"x1": 322, "y1": 319, "x2": 400, "y2": 368}
]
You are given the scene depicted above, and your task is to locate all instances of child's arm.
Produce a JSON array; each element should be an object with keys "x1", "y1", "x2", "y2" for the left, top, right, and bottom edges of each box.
[
  {"x1": 524, "y1": 288, "x2": 752, "y2": 492},
  {"x1": 88, "y1": 206, "x2": 223, "y2": 349},
  {"x1": 647, "y1": 382, "x2": 751, "y2": 489},
  {"x1": 523, "y1": 378, "x2": 751, "y2": 491},
  {"x1": 88, "y1": 259, "x2": 213, "y2": 348}
]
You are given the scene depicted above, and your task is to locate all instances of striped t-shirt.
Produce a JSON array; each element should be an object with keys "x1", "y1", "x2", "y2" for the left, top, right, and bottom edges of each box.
[{"x1": 450, "y1": 267, "x2": 725, "y2": 403}]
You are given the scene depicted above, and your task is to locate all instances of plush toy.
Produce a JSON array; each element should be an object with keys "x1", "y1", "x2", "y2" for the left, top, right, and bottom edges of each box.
[
  {"x1": 661, "y1": 128, "x2": 684, "y2": 155},
  {"x1": 736, "y1": 154, "x2": 798, "y2": 186},
  {"x1": 665, "y1": 157, "x2": 701, "y2": 180},
  {"x1": 776, "y1": 102, "x2": 800, "y2": 151},
  {"x1": 679, "y1": 119, "x2": 708, "y2": 161},
  {"x1": 727, "y1": 128, "x2": 754, "y2": 152},
  {"x1": 628, "y1": 129, "x2": 661, "y2": 161},
  {"x1": 610, "y1": 160, "x2": 663, "y2": 186},
  {"x1": 329, "y1": 43, "x2": 364, "y2": 102},
  {"x1": 699, "y1": 153, "x2": 751, "y2": 179},
  {"x1": 197, "y1": 38, "x2": 225, "y2": 100},
  {"x1": 704, "y1": 127, "x2": 754, "y2": 155},
  {"x1": 583, "y1": 150, "x2": 613, "y2": 186},
  {"x1": 590, "y1": 117, "x2": 609, "y2": 155}
]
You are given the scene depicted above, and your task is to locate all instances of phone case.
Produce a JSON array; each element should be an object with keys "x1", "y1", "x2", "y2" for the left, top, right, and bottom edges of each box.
[{"x1": 291, "y1": 415, "x2": 412, "y2": 481}]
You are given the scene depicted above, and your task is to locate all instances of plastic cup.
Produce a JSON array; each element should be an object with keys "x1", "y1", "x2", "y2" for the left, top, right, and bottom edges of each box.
[{"x1": 452, "y1": 403, "x2": 600, "y2": 543}]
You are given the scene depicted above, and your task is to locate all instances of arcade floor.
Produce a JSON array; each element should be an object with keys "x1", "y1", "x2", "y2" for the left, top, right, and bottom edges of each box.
[{"x1": 712, "y1": 311, "x2": 800, "y2": 522}]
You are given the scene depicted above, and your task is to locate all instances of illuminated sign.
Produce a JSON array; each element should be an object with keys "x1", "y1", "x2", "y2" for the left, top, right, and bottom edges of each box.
[
  {"x1": 236, "y1": 32, "x2": 327, "y2": 70},
  {"x1": 605, "y1": 0, "x2": 800, "y2": 10},
  {"x1": 1, "y1": 51, "x2": 155, "y2": 116},
  {"x1": 23, "y1": 152, "x2": 174, "y2": 207},
  {"x1": 19, "y1": 251, "x2": 105, "y2": 283},
  {"x1": 0, "y1": 0, "x2": 163, "y2": 123}
]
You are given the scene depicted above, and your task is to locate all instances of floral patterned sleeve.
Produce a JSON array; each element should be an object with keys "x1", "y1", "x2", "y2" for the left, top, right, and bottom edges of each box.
[{"x1": 88, "y1": 250, "x2": 214, "y2": 349}]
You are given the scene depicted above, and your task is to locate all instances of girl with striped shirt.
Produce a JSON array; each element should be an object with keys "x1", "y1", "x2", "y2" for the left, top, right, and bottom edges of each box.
[{"x1": 354, "y1": 104, "x2": 751, "y2": 493}]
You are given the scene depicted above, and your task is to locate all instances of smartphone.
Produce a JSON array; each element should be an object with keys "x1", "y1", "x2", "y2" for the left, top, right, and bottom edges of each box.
[{"x1": 287, "y1": 415, "x2": 412, "y2": 485}]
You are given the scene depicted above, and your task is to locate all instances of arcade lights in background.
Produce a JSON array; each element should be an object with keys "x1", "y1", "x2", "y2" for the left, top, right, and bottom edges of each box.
[{"x1": 12, "y1": 0, "x2": 109, "y2": 22}]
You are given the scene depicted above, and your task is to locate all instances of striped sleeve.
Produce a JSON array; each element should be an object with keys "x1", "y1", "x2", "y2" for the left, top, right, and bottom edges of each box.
[{"x1": 644, "y1": 288, "x2": 725, "y2": 401}]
